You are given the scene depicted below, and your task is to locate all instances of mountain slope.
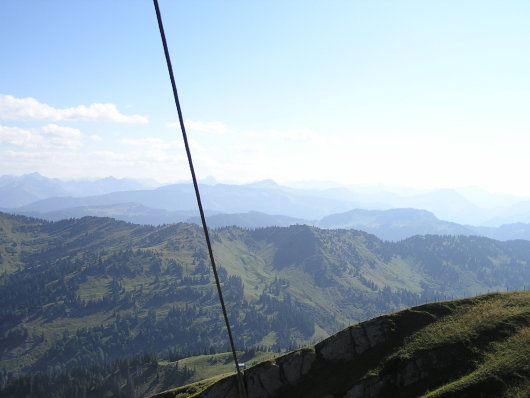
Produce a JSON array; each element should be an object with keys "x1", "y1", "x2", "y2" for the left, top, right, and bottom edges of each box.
[
  {"x1": 4, "y1": 173, "x2": 530, "y2": 226},
  {"x1": 15, "y1": 182, "x2": 358, "y2": 219},
  {"x1": 187, "y1": 211, "x2": 307, "y2": 229},
  {"x1": 19, "y1": 202, "x2": 202, "y2": 225},
  {"x1": 0, "y1": 212, "x2": 529, "y2": 381},
  {"x1": 0, "y1": 173, "x2": 148, "y2": 208},
  {"x1": 11, "y1": 198, "x2": 530, "y2": 242},
  {"x1": 318, "y1": 208, "x2": 475, "y2": 241},
  {"x1": 471, "y1": 222, "x2": 530, "y2": 241},
  {"x1": 154, "y1": 291, "x2": 530, "y2": 398}
]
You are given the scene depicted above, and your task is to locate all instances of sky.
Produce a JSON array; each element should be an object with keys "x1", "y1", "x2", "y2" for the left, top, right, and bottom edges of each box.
[{"x1": 1, "y1": 1, "x2": 530, "y2": 196}]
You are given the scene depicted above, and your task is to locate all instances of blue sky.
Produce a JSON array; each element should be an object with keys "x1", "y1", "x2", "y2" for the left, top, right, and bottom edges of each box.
[{"x1": 1, "y1": 1, "x2": 530, "y2": 195}]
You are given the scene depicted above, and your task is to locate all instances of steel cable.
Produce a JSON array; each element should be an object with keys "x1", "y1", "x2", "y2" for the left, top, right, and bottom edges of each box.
[{"x1": 152, "y1": 1, "x2": 247, "y2": 397}]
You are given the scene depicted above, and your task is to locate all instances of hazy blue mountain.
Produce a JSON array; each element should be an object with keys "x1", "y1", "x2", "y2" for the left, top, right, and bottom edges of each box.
[
  {"x1": 483, "y1": 199, "x2": 530, "y2": 226},
  {"x1": 391, "y1": 188, "x2": 486, "y2": 225},
  {"x1": 15, "y1": 202, "x2": 530, "y2": 242},
  {"x1": 286, "y1": 183, "x2": 523, "y2": 226},
  {"x1": 4, "y1": 173, "x2": 530, "y2": 230},
  {"x1": 455, "y1": 186, "x2": 526, "y2": 208},
  {"x1": 0, "y1": 185, "x2": 42, "y2": 209},
  {"x1": 12, "y1": 202, "x2": 530, "y2": 242},
  {"x1": 62, "y1": 176, "x2": 152, "y2": 196},
  {"x1": 17, "y1": 203, "x2": 206, "y2": 226},
  {"x1": 18, "y1": 186, "x2": 195, "y2": 214},
  {"x1": 289, "y1": 186, "x2": 389, "y2": 211},
  {"x1": 187, "y1": 210, "x2": 308, "y2": 229},
  {"x1": 0, "y1": 173, "x2": 151, "y2": 208},
  {"x1": 470, "y1": 222, "x2": 530, "y2": 241},
  {"x1": 363, "y1": 188, "x2": 530, "y2": 227},
  {"x1": 16, "y1": 181, "x2": 360, "y2": 219},
  {"x1": 318, "y1": 208, "x2": 475, "y2": 241},
  {"x1": 0, "y1": 172, "x2": 69, "y2": 208}
]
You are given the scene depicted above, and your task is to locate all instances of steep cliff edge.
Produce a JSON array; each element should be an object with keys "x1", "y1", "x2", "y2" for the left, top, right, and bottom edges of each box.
[{"x1": 153, "y1": 291, "x2": 530, "y2": 398}]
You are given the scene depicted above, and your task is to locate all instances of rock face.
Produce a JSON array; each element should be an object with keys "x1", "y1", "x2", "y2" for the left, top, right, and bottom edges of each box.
[
  {"x1": 193, "y1": 310, "x2": 426, "y2": 398},
  {"x1": 158, "y1": 292, "x2": 530, "y2": 398}
]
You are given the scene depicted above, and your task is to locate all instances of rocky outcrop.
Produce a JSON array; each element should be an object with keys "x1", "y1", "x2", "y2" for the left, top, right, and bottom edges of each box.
[
  {"x1": 192, "y1": 310, "x2": 428, "y2": 398},
  {"x1": 156, "y1": 292, "x2": 530, "y2": 398}
]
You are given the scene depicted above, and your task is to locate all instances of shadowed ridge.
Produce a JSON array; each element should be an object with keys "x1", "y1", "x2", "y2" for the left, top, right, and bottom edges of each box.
[{"x1": 152, "y1": 291, "x2": 530, "y2": 398}]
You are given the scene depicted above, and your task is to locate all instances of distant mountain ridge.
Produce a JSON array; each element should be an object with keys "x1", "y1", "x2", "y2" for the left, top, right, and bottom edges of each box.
[
  {"x1": 7, "y1": 203, "x2": 530, "y2": 242},
  {"x1": 0, "y1": 172, "x2": 152, "y2": 208},
  {"x1": 187, "y1": 210, "x2": 306, "y2": 229},
  {"x1": 17, "y1": 202, "x2": 206, "y2": 226},
  {"x1": 318, "y1": 208, "x2": 475, "y2": 241},
  {"x1": 2, "y1": 173, "x2": 530, "y2": 240},
  {"x1": 10, "y1": 181, "x2": 359, "y2": 219}
]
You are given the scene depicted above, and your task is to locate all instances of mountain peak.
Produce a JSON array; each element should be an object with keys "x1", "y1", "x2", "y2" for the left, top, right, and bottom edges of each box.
[
  {"x1": 246, "y1": 179, "x2": 280, "y2": 188},
  {"x1": 199, "y1": 176, "x2": 218, "y2": 185}
]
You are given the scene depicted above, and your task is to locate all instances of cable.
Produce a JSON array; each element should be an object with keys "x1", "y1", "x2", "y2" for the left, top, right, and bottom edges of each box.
[{"x1": 152, "y1": 1, "x2": 247, "y2": 397}]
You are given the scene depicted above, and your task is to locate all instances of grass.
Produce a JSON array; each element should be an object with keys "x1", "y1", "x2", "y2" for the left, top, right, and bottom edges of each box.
[
  {"x1": 77, "y1": 275, "x2": 111, "y2": 301},
  {"x1": 368, "y1": 291, "x2": 530, "y2": 397},
  {"x1": 423, "y1": 326, "x2": 530, "y2": 397},
  {"x1": 153, "y1": 375, "x2": 224, "y2": 398},
  {"x1": 177, "y1": 351, "x2": 274, "y2": 383},
  {"x1": 398, "y1": 292, "x2": 529, "y2": 356},
  {"x1": 151, "y1": 350, "x2": 277, "y2": 398}
]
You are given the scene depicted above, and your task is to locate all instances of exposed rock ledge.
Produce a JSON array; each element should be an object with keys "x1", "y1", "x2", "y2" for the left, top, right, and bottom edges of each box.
[
  {"x1": 185, "y1": 306, "x2": 441, "y2": 397},
  {"x1": 154, "y1": 292, "x2": 530, "y2": 398}
]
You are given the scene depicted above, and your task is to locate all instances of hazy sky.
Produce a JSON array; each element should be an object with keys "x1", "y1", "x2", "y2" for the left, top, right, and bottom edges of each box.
[{"x1": 1, "y1": 1, "x2": 529, "y2": 195}]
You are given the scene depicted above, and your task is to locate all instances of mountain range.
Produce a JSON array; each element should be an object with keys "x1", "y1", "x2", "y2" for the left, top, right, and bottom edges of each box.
[
  {"x1": 0, "y1": 172, "x2": 156, "y2": 208},
  {"x1": 2, "y1": 173, "x2": 530, "y2": 241}
]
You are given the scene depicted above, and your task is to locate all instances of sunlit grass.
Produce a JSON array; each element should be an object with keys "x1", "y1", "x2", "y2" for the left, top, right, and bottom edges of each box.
[
  {"x1": 397, "y1": 292, "x2": 530, "y2": 359},
  {"x1": 423, "y1": 326, "x2": 530, "y2": 397}
]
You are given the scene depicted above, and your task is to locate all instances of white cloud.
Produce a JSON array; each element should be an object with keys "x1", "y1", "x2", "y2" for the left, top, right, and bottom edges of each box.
[
  {"x1": 168, "y1": 120, "x2": 326, "y2": 149},
  {"x1": 244, "y1": 127, "x2": 323, "y2": 144},
  {"x1": 0, "y1": 123, "x2": 83, "y2": 149},
  {"x1": 42, "y1": 124, "x2": 78, "y2": 139},
  {"x1": 120, "y1": 137, "x2": 187, "y2": 169},
  {"x1": 173, "y1": 120, "x2": 232, "y2": 135},
  {"x1": 90, "y1": 135, "x2": 103, "y2": 142},
  {"x1": 121, "y1": 137, "x2": 183, "y2": 151},
  {"x1": 282, "y1": 128, "x2": 319, "y2": 142},
  {"x1": 0, "y1": 125, "x2": 33, "y2": 147},
  {"x1": 233, "y1": 143, "x2": 265, "y2": 154},
  {"x1": 0, "y1": 147, "x2": 190, "y2": 184},
  {"x1": 0, "y1": 94, "x2": 148, "y2": 124}
]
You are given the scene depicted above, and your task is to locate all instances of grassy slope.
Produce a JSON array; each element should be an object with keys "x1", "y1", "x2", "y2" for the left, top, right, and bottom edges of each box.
[
  {"x1": 138, "y1": 350, "x2": 276, "y2": 398},
  {"x1": 418, "y1": 293, "x2": 530, "y2": 397},
  {"x1": 155, "y1": 291, "x2": 530, "y2": 398}
]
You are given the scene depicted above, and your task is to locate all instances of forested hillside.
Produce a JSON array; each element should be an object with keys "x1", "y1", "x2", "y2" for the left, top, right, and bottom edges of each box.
[{"x1": 0, "y1": 212, "x2": 529, "y2": 396}]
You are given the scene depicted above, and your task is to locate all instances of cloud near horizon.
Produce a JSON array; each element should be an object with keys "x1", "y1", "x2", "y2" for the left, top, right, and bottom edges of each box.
[
  {"x1": 121, "y1": 137, "x2": 184, "y2": 153},
  {"x1": 0, "y1": 123, "x2": 83, "y2": 150},
  {"x1": 0, "y1": 94, "x2": 148, "y2": 124},
  {"x1": 0, "y1": 147, "x2": 189, "y2": 183},
  {"x1": 177, "y1": 120, "x2": 324, "y2": 146},
  {"x1": 168, "y1": 120, "x2": 232, "y2": 135}
]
